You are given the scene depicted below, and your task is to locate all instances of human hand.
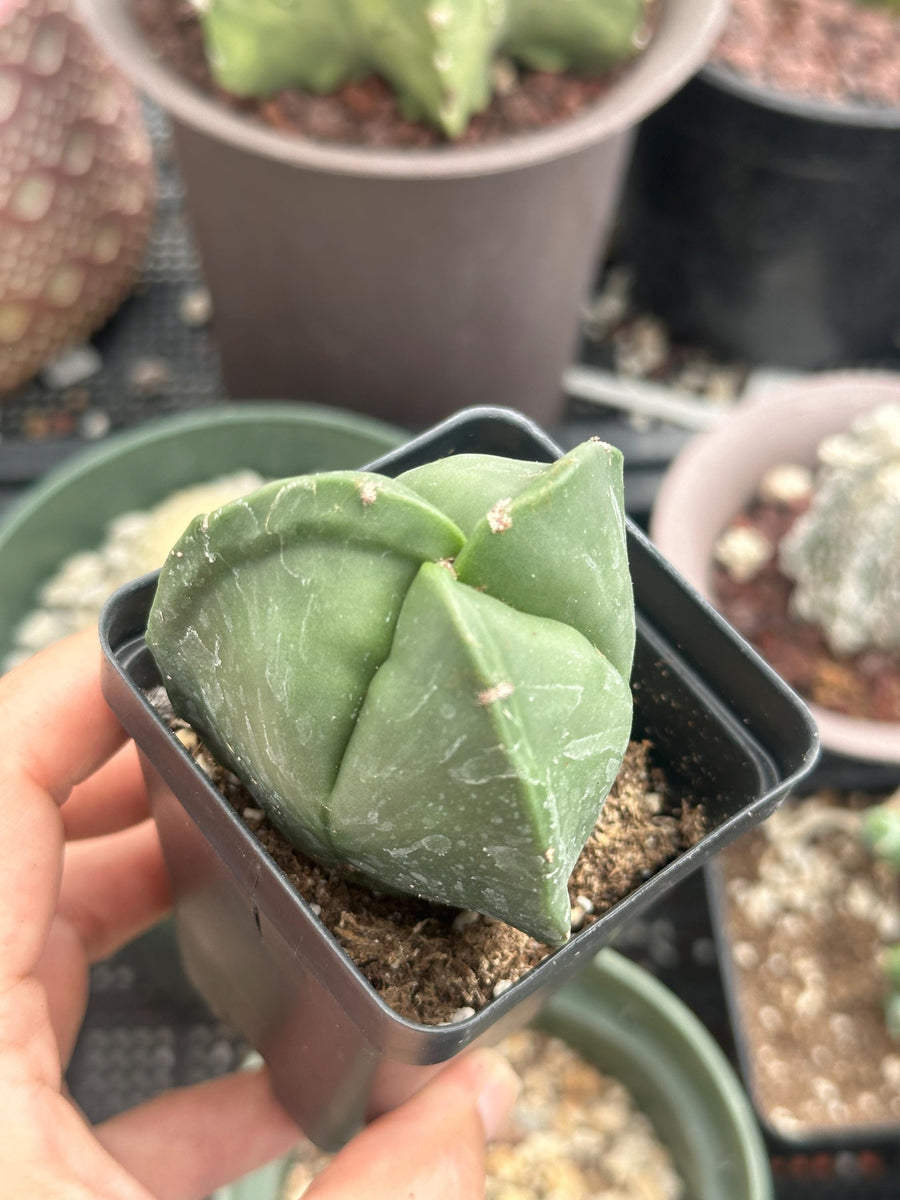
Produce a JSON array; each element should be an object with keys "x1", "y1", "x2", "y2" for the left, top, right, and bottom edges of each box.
[{"x1": 0, "y1": 631, "x2": 518, "y2": 1200}]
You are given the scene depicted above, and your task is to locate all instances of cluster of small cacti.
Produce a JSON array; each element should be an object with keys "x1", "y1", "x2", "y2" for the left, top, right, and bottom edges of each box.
[
  {"x1": 779, "y1": 403, "x2": 900, "y2": 658},
  {"x1": 148, "y1": 441, "x2": 635, "y2": 946},
  {"x1": 0, "y1": 0, "x2": 154, "y2": 392},
  {"x1": 199, "y1": 0, "x2": 648, "y2": 136},
  {"x1": 860, "y1": 797, "x2": 900, "y2": 1039}
]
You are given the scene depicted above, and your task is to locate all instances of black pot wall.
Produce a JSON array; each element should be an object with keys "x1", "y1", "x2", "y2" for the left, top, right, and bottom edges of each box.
[
  {"x1": 100, "y1": 407, "x2": 818, "y2": 1150},
  {"x1": 619, "y1": 66, "x2": 900, "y2": 369}
]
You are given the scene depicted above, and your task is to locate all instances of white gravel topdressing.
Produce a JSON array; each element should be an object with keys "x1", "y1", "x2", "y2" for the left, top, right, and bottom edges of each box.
[{"x1": 4, "y1": 470, "x2": 264, "y2": 673}]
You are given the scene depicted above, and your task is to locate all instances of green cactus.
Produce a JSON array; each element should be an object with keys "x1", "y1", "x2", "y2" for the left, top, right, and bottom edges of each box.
[
  {"x1": 779, "y1": 403, "x2": 900, "y2": 658},
  {"x1": 146, "y1": 441, "x2": 635, "y2": 946},
  {"x1": 861, "y1": 799, "x2": 900, "y2": 1040},
  {"x1": 199, "y1": 0, "x2": 648, "y2": 137}
]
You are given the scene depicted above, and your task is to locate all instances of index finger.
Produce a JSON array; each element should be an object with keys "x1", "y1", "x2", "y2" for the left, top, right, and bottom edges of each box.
[{"x1": 0, "y1": 631, "x2": 127, "y2": 987}]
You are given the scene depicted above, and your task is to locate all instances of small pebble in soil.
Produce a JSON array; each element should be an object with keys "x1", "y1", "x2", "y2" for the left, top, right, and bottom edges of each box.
[
  {"x1": 178, "y1": 286, "x2": 213, "y2": 328},
  {"x1": 128, "y1": 357, "x2": 171, "y2": 395},
  {"x1": 39, "y1": 344, "x2": 103, "y2": 390},
  {"x1": 79, "y1": 409, "x2": 111, "y2": 440},
  {"x1": 713, "y1": 524, "x2": 773, "y2": 583},
  {"x1": 757, "y1": 463, "x2": 815, "y2": 508}
]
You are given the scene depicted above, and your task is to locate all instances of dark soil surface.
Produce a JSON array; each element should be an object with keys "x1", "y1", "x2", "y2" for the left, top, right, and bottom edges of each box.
[
  {"x1": 714, "y1": 499, "x2": 900, "y2": 724},
  {"x1": 721, "y1": 791, "x2": 900, "y2": 1136},
  {"x1": 712, "y1": 0, "x2": 900, "y2": 108},
  {"x1": 162, "y1": 697, "x2": 705, "y2": 1025},
  {"x1": 134, "y1": 0, "x2": 640, "y2": 148}
]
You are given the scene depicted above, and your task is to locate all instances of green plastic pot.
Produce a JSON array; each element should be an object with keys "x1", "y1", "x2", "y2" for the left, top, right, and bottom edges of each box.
[
  {"x1": 0, "y1": 403, "x2": 405, "y2": 665},
  {"x1": 216, "y1": 950, "x2": 772, "y2": 1200}
]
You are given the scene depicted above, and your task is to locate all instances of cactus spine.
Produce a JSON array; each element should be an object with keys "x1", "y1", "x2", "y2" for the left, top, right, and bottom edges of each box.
[
  {"x1": 199, "y1": 0, "x2": 647, "y2": 137},
  {"x1": 147, "y1": 441, "x2": 635, "y2": 946},
  {"x1": 779, "y1": 404, "x2": 900, "y2": 658}
]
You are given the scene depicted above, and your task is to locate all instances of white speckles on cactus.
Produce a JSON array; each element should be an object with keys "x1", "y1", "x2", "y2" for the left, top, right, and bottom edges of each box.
[
  {"x1": 780, "y1": 404, "x2": 900, "y2": 657},
  {"x1": 201, "y1": 0, "x2": 646, "y2": 136},
  {"x1": 0, "y1": 0, "x2": 154, "y2": 392}
]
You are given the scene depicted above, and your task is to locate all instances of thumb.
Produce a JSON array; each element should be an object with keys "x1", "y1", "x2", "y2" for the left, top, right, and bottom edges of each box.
[{"x1": 305, "y1": 1049, "x2": 520, "y2": 1200}]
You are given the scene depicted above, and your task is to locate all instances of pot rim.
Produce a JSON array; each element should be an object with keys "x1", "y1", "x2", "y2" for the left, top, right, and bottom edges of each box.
[
  {"x1": 650, "y1": 370, "x2": 900, "y2": 767},
  {"x1": 76, "y1": 0, "x2": 728, "y2": 181},
  {"x1": 699, "y1": 60, "x2": 900, "y2": 130}
]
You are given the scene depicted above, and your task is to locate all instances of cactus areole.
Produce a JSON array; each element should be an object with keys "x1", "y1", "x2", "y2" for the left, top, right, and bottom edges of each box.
[
  {"x1": 198, "y1": 0, "x2": 649, "y2": 137},
  {"x1": 146, "y1": 441, "x2": 635, "y2": 946}
]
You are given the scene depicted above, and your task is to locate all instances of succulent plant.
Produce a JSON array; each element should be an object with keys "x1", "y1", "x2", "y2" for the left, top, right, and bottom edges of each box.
[
  {"x1": 199, "y1": 0, "x2": 648, "y2": 137},
  {"x1": 860, "y1": 797, "x2": 900, "y2": 1039},
  {"x1": 779, "y1": 404, "x2": 900, "y2": 658},
  {"x1": 0, "y1": 0, "x2": 154, "y2": 392},
  {"x1": 147, "y1": 441, "x2": 635, "y2": 946}
]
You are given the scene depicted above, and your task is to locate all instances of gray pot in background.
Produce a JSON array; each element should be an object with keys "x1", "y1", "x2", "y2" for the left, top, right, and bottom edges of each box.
[{"x1": 77, "y1": 0, "x2": 726, "y2": 427}]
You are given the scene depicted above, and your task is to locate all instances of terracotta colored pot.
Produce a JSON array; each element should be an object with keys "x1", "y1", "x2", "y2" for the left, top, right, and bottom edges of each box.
[
  {"x1": 651, "y1": 371, "x2": 900, "y2": 765},
  {"x1": 0, "y1": 0, "x2": 154, "y2": 393},
  {"x1": 76, "y1": 0, "x2": 726, "y2": 426}
]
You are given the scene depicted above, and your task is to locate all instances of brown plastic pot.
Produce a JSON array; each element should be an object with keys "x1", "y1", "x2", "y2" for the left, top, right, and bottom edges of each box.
[
  {"x1": 100, "y1": 407, "x2": 817, "y2": 1151},
  {"x1": 650, "y1": 371, "x2": 900, "y2": 766},
  {"x1": 77, "y1": 0, "x2": 726, "y2": 427}
]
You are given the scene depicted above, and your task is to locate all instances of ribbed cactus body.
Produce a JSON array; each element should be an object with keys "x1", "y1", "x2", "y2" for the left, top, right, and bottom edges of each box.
[
  {"x1": 200, "y1": 0, "x2": 646, "y2": 136},
  {"x1": 779, "y1": 404, "x2": 900, "y2": 658},
  {"x1": 147, "y1": 441, "x2": 635, "y2": 946}
]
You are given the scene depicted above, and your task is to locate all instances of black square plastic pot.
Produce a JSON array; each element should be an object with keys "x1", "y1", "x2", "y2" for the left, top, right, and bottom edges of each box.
[{"x1": 99, "y1": 407, "x2": 818, "y2": 1150}]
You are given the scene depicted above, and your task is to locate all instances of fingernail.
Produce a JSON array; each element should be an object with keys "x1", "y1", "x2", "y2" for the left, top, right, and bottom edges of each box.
[{"x1": 472, "y1": 1050, "x2": 520, "y2": 1139}]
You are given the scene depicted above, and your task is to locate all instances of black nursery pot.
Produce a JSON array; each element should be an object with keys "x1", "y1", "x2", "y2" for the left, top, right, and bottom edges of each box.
[
  {"x1": 619, "y1": 65, "x2": 900, "y2": 369},
  {"x1": 99, "y1": 407, "x2": 818, "y2": 1151}
]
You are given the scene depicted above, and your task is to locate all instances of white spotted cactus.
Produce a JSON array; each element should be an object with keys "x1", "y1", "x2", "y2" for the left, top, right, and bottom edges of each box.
[
  {"x1": 147, "y1": 442, "x2": 635, "y2": 946},
  {"x1": 200, "y1": 0, "x2": 648, "y2": 137},
  {"x1": 0, "y1": 0, "x2": 154, "y2": 392},
  {"x1": 779, "y1": 404, "x2": 900, "y2": 657}
]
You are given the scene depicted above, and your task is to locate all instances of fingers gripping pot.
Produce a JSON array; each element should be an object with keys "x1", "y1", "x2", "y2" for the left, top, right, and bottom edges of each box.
[{"x1": 99, "y1": 408, "x2": 818, "y2": 1150}]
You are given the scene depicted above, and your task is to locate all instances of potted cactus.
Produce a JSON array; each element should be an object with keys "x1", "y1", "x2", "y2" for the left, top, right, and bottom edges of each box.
[
  {"x1": 100, "y1": 406, "x2": 817, "y2": 1149},
  {"x1": 778, "y1": 403, "x2": 900, "y2": 664},
  {"x1": 652, "y1": 372, "x2": 900, "y2": 766},
  {"x1": 0, "y1": 0, "x2": 154, "y2": 393},
  {"x1": 76, "y1": 0, "x2": 726, "y2": 425}
]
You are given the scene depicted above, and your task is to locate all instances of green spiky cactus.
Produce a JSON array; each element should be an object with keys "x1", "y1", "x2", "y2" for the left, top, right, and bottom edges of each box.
[
  {"x1": 779, "y1": 404, "x2": 900, "y2": 658},
  {"x1": 199, "y1": 0, "x2": 648, "y2": 137},
  {"x1": 146, "y1": 441, "x2": 635, "y2": 946},
  {"x1": 861, "y1": 799, "x2": 900, "y2": 1039}
]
